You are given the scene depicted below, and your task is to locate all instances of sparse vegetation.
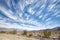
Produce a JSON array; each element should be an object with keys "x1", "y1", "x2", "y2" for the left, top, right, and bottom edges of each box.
[
  {"x1": 28, "y1": 33, "x2": 32, "y2": 37},
  {"x1": 43, "y1": 30, "x2": 51, "y2": 38},
  {"x1": 0, "y1": 31, "x2": 6, "y2": 33},
  {"x1": 58, "y1": 36, "x2": 60, "y2": 39},
  {"x1": 0, "y1": 27, "x2": 60, "y2": 40},
  {"x1": 58, "y1": 32, "x2": 60, "y2": 38},
  {"x1": 22, "y1": 30, "x2": 27, "y2": 35},
  {"x1": 10, "y1": 30, "x2": 17, "y2": 34}
]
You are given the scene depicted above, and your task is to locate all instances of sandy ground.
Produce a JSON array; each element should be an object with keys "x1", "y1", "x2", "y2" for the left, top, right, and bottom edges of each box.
[{"x1": 0, "y1": 33, "x2": 39, "y2": 40}]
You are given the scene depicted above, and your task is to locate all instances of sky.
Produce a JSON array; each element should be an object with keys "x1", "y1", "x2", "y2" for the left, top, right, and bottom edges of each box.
[{"x1": 0, "y1": 0, "x2": 60, "y2": 30}]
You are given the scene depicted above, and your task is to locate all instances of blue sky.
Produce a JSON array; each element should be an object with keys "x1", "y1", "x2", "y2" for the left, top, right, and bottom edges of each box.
[{"x1": 0, "y1": 0, "x2": 60, "y2": 30}]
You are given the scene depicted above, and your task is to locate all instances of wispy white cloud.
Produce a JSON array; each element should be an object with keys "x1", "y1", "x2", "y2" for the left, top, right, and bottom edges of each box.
[
  {"x1": 35, "y1": 4, "x2": 45, "y2": 16},
  {"x1": 56, "y1": 15, "x2": 60, "y2": 17},
  {"x1": 53, "y1": 0, "x2": 57, "y2": 2},
  {"x1": 42, "y1": 13, "x2": 50, "y2": 20},
  {"x1": 45, "y1": 17, "x2": 52, "y2": 22},
  {"x1": 39, "y1": 15, "x2": 43, "y2": 18},
  {"x1": 28, "y1": 8, "x2": 35, "y2": 15},
  {"x1": 47, "y1": 4, "x2": 56, "y2": 12},
  {"x1": 5, "y1": 0, "x2": 11, "y2": 8},
  {"x1": 47, "y1": 0, "x2": 59, "y2": 12},
  {"x1": 0, "y1": 6, "x2": 17, "y2": 20},
  {"x1": 0, "y1": 19, "x2": 43, "y2": 30},
  {"x1": 52, "y1": 11, "x2": 60, "y2": 16},
  {"x1": 25, "y1": 0, "x2": 34, "y2": 4},
  {"x1": 0, "y1": 0, "x2": 60, "y2": 30}
]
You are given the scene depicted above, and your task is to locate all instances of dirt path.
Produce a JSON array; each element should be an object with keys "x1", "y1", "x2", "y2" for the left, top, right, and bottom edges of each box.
[{"x1": 0, "y1": 34, "x2": 39, "y2": 40}]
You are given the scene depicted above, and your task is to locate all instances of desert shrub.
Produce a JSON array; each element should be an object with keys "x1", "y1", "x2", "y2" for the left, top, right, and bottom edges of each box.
[
  {"x1": 43, "y1": 30, "x2": 51, "y2": 38},
  {"x1": 28, "y1": 33, "x2": 32, "y2": 37},
  {"x1": 22, "y1": 30, "x2": 27, "y2": 35},
  {"x1": 10, "y1": 30, "x2": 17, "y2": 34},
  {"x1": 0, "y1": 31, "x2": 6, "y2": 33},
  {"x1": 58, "y1": 32, "x2": 60, "y2": 38},
  {"x1": 58, "y1": 32, "x2": 60, "y2": 39},
  {"x1": 58, "y1": 36, "x2": 60, "y2": 39}
]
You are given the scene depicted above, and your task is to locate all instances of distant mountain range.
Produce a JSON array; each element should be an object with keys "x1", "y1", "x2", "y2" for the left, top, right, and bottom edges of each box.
[
  {"x1": 0, "y1": 27, "x2": 18, "y2": 31},
  {"x1": 0, "y1": 27, "x2": 60, "y2": 31},
  {"x1": 51, "y1": 27, "x2": 60, "y2": 31},
  {"x1": 42, "y1": 27, "x2": 60, "y2": 31}
]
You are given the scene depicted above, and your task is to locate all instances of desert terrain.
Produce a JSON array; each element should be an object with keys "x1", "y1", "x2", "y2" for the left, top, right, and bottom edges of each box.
[
  {"x1": 0, "y1": 33, "x2": 39, "y2": 40},
  {"x1": 0, "y1": 27, "x2": 60, "y2": 40}
]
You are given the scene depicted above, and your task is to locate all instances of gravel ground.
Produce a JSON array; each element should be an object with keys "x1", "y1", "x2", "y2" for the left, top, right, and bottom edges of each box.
[{"x1": 0, "y1": 33, "x2": 39, "y2": 40}]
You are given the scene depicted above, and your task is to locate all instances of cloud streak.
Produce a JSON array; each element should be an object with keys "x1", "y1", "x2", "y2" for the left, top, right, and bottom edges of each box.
[{"x1": 0, "y1": 0, "x2": 60, "y2": 30}]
